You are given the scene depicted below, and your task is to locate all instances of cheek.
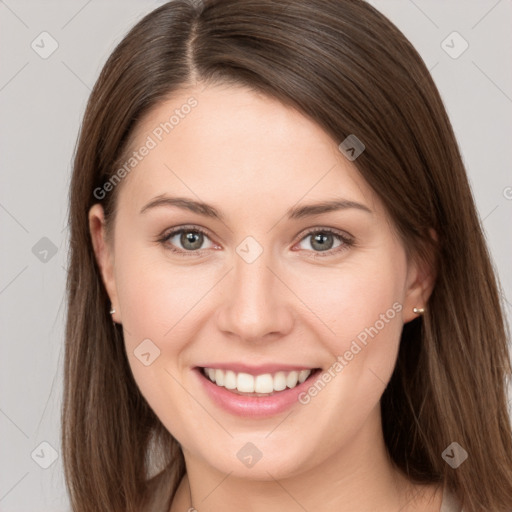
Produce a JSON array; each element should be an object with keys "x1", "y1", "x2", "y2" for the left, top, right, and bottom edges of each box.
[
  {"x1": 112, "y1": 242, "x2": 224, "y2": 411},
  {"x1": 115, "y1": 243, "x2": 207, "y2": 344},
  {"x1": 288, "y1": 244, "x2": 407, "y2": 419},
  {"x1": 113, "y1": 248, "x2": 208, "y2": 441},
  {"x1": 289, "y1": 247, "x2": 406, "y2": 353}
]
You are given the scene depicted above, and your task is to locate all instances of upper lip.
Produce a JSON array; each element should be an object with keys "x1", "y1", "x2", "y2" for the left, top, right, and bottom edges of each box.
[{"x1": 195, "y1": 363, "x2": 319, "y2": 375}]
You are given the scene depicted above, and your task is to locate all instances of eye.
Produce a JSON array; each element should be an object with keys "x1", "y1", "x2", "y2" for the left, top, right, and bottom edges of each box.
[
  {"x1": 157, "y1": 225, "x2": 354, "y2": 258},
  {"x1": 157, "y1": 225, "x2": 216, "y2": 255},
  {"x1": 295, "y1": 228, "x2": 354, "y2": 257}
]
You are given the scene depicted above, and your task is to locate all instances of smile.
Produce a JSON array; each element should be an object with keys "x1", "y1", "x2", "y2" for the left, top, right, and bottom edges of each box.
[
  {"x1": 202, "y1": 367, "x2": 313, "y2": 395},
  {"x1": 195, "y1": 365, "x2": 322, "y2": 417}
]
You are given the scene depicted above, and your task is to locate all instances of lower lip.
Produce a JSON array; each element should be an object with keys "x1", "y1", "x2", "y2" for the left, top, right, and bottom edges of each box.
[{"x1": 193, "y1": 368, "x2": 321, "y2": 418}]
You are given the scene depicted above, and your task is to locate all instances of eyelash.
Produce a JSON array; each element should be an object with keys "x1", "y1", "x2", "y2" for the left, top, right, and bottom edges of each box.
[{"x1": 156, "y1": 225, "x2": 355, "y2": 259}]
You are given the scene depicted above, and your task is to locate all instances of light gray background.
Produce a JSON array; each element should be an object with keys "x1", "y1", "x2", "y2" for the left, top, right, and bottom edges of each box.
[{"x1": 1, "y1": 1, "x2": 511, "y2": 510}]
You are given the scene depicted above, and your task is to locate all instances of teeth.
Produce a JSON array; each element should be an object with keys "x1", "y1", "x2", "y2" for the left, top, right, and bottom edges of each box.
[
  {"x1": 286, "y1": 371, "x2": 298, "y2": 388},
  {"x1": 254, "y1": 373, "x2": 273, "y2": 393},
  {"x1": 215, "y1": 369, "x2": 224, "y2": 386},
  {"x1": 273, "y1": 371, "x2": 287, "y2": 391},
  {"x1": 202, "y1": 368, "x2": 313, "y2": 394},
  {"x1": 224, "y1": 370, "x2": 237, "y2": 389},
  {"x1": 237, "y1": 372, "x2": 255, "y2": 392},
  {"x1": 298, "y1": 369, "x2": 310, "y2": 383}
]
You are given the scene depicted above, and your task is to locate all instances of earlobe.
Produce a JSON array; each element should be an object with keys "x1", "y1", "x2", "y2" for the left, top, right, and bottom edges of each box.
[
  {"x1": 402, "y1": 233, "x2": 437, "y2": 324},
  {"x1": 402, "y1": 263, "x2": 434, "y2": 323},
  {"x1": 88, "y1": 204, "x2": 120, "y2": 322}
]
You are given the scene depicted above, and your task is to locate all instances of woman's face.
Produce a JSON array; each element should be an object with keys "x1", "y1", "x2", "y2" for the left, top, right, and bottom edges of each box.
[{"x1": 90, "y1": 83, "x2": 429, "y2": 480}]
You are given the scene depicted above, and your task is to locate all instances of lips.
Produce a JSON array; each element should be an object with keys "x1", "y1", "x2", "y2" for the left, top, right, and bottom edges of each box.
[{"x1": 193, "y1": 364, "x2": 322, "y2": 417}]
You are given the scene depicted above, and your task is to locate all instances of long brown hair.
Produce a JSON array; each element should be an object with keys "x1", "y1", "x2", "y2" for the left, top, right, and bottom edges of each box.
[{"x1": 62, "y1": 1, "x2": 512, "y2": 510}]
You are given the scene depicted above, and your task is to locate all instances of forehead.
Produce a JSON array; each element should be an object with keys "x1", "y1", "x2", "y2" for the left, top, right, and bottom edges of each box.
[{"x1": 117, "y1": 83, "x2": 379, "y2": 217}]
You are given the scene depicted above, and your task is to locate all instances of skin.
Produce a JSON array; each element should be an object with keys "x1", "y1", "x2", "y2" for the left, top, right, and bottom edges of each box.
[{"x1": 89, "y1": 83, "x2": 440, "y2": 511}]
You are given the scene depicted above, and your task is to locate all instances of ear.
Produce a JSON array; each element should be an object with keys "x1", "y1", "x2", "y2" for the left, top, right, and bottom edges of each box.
[
  {"x1": 402, "y1": 230, "x2": 437, "y2": 324},
  {"x1": 88, "y1": 204, "x2": 120, "y2": 323}
]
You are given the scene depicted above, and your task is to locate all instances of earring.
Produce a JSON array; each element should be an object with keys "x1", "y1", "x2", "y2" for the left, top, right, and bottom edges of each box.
[
  {"x1": 413, "y1": 307, "x2": 425, "y2": 315},
  {"x1": 110, "y1": 305, "x2": 116, "y2": 315}
]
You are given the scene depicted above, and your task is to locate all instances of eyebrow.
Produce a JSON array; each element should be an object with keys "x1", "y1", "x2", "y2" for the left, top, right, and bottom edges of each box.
[{"x1": 139, "y1": 195, "x2": 372, "y2": 220}]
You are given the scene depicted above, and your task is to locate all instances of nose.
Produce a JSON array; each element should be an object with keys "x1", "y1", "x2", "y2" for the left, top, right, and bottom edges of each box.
[{"x1": 215, "y1": 248, "x2": 294, "y2": 344}]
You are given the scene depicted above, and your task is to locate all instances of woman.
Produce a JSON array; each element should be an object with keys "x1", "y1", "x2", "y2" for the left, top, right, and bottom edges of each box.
[{"x1": 62, "y1": 1, "x2": 512, "y2": 511}]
